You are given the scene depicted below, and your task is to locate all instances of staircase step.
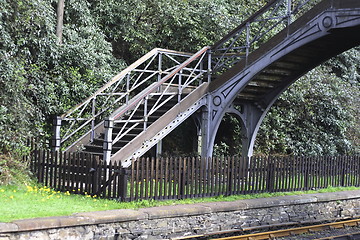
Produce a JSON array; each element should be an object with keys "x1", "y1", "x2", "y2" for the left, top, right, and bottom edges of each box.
[{"x1": 83, "y1": 144, "x2": 122, "y2": 154}]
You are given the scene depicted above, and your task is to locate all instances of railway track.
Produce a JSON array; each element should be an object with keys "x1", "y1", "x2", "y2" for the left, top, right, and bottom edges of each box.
[{"x1": 173, "y1": 218, "x2": 360, "y2": 240}]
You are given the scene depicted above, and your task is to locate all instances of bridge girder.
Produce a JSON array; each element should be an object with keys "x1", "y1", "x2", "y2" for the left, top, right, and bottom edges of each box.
[{"x1": 200, "y1": 6, "x2": 360, "y2": 158}]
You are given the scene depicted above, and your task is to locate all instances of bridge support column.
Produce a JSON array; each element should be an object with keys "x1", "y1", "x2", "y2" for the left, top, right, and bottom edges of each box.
[
  {"x1": 237, "y1": 103, "x2": 264, "y2": 158},
  {"x1": 199, "y1": 105, "x2": 213, "y2": 159},
  {"x1": 103, "y1": 117, "x2": 114, "y2": 163},
  {"x1": 52, "y1": 116, "x2": 62, "y2": 152}
]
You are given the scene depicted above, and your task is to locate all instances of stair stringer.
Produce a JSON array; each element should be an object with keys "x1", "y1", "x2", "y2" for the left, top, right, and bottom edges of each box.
[{"x1": 111, "y1": 82, "x2": 209, "y2": 167}]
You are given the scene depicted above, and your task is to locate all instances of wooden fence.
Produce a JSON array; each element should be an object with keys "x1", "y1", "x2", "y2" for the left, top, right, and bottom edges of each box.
[{"x1": 28, "y1": 150, "x2": 360, "y2": 201}]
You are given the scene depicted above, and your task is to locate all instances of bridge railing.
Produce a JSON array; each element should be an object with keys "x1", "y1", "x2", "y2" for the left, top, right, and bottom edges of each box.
[
  {"x1": 211, "y1": 0, "x2": 321, "y2": 74},
  {"x1": 55, "y1": 48, "x2": 209, "y2": 151}
]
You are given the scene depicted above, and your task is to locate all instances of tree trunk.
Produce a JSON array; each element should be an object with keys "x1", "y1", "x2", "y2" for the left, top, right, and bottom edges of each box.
[{"x1": 56, "y1": 0, "x2": 65, "y2": 45}]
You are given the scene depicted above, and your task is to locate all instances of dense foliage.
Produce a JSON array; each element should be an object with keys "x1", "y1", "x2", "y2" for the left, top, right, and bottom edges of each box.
[
  {"x1": 0, "y1": 0, "x2": 358, "y2": 158},
  {"x1": 255, "y1": 63, "x2": 360, "y2": 155},
  {"x1": 0, "y1": 0, "x2": 124, "y2": 153}
]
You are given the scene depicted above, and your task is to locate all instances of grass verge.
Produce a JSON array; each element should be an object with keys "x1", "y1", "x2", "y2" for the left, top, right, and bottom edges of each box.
[{"x1": 1, "y1": 184, "x2": 360, "y2": 222}]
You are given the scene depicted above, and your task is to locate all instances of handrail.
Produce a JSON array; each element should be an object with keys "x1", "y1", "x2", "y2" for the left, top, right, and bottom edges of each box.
[
  {"x1": 211, "y1": 0, "x2": 321, "y2": 74},
  {"x1": 61, "y1": 48, "x2": 193, "y2": 119},
  {"x1": 212, "y1": 0, "x2": 278, "y2": 50},
  {"x1": 111, "y1": 46, "x2": 210, "y2": 120}
]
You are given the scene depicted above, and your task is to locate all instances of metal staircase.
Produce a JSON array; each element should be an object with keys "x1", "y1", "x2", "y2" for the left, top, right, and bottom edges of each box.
[
  {"x1": 53, "y1": 47, "x2": 210, "y2": 167},
  {"x1": 53, "y1": 0, "x2": 360, "y2": 166}
]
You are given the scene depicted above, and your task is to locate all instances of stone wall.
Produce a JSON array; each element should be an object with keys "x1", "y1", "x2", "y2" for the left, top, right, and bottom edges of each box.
[{"x1": 1, "y1": 190, "x2": 360, "y2": 240}]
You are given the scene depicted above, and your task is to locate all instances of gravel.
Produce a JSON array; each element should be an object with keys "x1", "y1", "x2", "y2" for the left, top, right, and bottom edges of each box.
[{"x1": 278, "y1": 226, "x2": 360, "y2": 239}]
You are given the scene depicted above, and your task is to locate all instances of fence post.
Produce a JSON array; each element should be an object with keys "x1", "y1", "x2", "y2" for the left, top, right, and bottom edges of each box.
[
  {"x1": 90, "y1": 156, "x2": 99, "y2": 194},
  {"x1": 227, "y1": 157, "x2": 233, "y2": 196},
  {"x1": 304, "y1": 157, "x2": 309, "y2": 190},
  {"x1": 52, "y1": 116, "x2": 62, "y2": 151},
  {"x1": 340, "y1": 156, "x2": 346, "y2": 187},
  {"x1": 118, "y1": 168, "x2": 128, "y2": 201},
  {"x1": 266, "y1": 160, "x2": 275, "y2": 192}
]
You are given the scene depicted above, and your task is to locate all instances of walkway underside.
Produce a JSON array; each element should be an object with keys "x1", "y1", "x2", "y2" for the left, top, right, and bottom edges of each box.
[{"x1": 54, "y1": 0, "x2": 360, "y2": 166}]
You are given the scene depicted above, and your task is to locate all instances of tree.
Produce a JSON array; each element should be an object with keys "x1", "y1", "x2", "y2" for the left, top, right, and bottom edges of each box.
[
  {"x1": 0, "y1": 0, "x2": 123, "y2": 153},
  {"x1": 255, "y1": 63, "x2": 359, "y2": 155},
  {"x1": 56, "y1": 0, "x2": 65, "y2": 44}
]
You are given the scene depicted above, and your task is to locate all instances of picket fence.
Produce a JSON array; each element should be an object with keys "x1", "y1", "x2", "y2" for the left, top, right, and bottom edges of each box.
[{"x1": 27, "y1": 150, "x2": 360, "y2": 201}]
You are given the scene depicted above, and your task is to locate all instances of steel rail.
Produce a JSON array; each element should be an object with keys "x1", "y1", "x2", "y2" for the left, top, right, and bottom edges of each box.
[{"x1": 173, "y1": 218, "x2": 360, "y2": 240}]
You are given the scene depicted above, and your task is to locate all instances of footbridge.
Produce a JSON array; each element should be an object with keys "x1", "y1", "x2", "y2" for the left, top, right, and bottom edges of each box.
[{"x1": 53, "y1": 0, "x2": 360, "y2": 167}]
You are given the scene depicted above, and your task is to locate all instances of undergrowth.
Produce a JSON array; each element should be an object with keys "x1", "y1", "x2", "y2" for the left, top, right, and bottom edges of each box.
[
  {"x1": 0, "y1": 153, "x2": 34, "y2": 186},
  {"x1": 1, "y1": 184, "x2": 360, "y2": 223},
  {"x1": 1, "y1": 153, "x2": 360, "y2": 222}
]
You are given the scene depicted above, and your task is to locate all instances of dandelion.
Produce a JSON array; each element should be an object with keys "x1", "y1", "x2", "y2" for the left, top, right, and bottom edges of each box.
[
  {"x1": 92, "y1": 195, "x2": 97, "y2": 198},
  {"x1": 9, "y1": 196, "x2": 14, "y2": 199},
  {"x1": 0, "y1": 189, "x2": 5, "y2": 192},
  {"x1": 104, "y1": 204, "x2": 108, "y2": 207},
  {"x1": 93, "y1": 199, "x2": 97, "y2": 202},
  {"x1": 13, "y1": 190, "x2": 17, "y2": 193}
]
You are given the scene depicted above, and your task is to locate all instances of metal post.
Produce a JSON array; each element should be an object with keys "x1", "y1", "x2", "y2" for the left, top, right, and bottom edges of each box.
[
  {"x1": 52, "y1": 116, "x2": 62, "y2": 151},
  {"x1": 178, "y1": 69, "x2": 182, "y2": 102},
  {"x1": 245, "y1": 22, "x2": 251, "y2": 66},
  {"x1": 199, "y1": 58, "x2": 204, "y2": 86},
  {"x1": 207, "y1": 51, "x2": 212, "y2": 83},
  {"x1": 126, "y1": 74, "x2": 130, "y2": 105},
  {"x1": 103, "y1": 117, "x2": 114, "y2": 163},
  {"x1": 286, "y1": 0, "x2": 293, "y2": 30},
  {"x1": 143, "y1": 97, "x2": 148, "y2": 130},
  {"x1": 156, "y1": 140, "x2": 163, "y2": 157},
  {"x1": 91, "y1": 97, "x2": 96, "y2": 142},
  {"x1": 158, "y1": 53, "x2": 162, "y2": 82},
  {"x1": 158, "y1": 53, "x2": 163, "y2": 93}
]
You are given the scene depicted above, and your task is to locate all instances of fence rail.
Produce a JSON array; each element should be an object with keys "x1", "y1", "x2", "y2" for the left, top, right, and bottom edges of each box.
[{"x1": 27, "y1": 150, "x2": 360, "y2": 201}]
